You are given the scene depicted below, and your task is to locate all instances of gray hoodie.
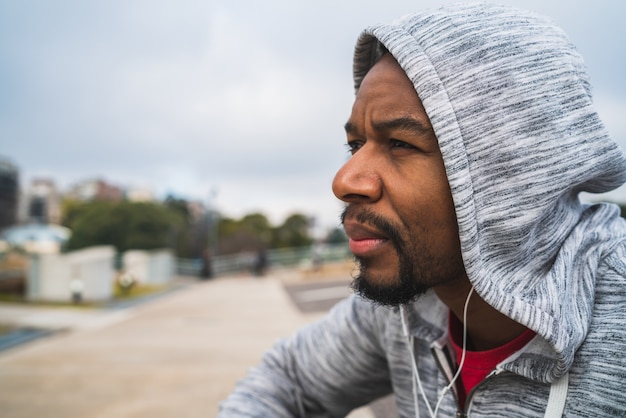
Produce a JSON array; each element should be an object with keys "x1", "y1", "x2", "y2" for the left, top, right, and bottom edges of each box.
[{"x1": 219, "y1": 3, "x2": 626, "y2": 417}]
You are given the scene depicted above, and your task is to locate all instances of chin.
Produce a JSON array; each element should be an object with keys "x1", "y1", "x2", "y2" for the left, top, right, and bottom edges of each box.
[
  {"x1": 351, "y1": 259, "x2": 428, "y2": 307},
  {"x1": 353, "y1": 255, "x2": 401, "y2": 284},
  {"x1": 357, "y1": 268, "x2": 401, "y2": 287}
]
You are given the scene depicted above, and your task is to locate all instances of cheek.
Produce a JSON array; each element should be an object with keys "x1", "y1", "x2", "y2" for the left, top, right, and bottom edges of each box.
[
  {"x1": 403, "y1": 175, "x2": 458, "y2": 243},
  {"x1": 430, "y1": 188, "x2": 459, "y2": 239},
  {"x1": 403, "y1": 170, "x2": 455, "y2": 217},
  {"x1": 389, "y1": 159, "x2": 456, "y2": 227},
  {"x1": 432, "y1": 196, "x2": 462, "y2": 257},
  {"x1": 425, "y1": 167, "x2": 457, "y2": 225}
]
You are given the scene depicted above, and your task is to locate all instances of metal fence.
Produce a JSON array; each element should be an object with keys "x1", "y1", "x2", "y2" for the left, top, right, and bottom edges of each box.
[{"x1": 177, "y1": 242, "x2": 351, "y2": 277}]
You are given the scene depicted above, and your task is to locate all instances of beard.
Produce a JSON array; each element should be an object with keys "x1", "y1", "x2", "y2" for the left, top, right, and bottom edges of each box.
[{"x1": 342, "y1": 206, "x2": 464, "y2": 307}]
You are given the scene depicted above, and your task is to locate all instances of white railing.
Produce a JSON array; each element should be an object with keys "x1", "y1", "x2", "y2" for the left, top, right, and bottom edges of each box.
[{"x1": 177, "y1": 243, "x2": 351, "y2": 277}]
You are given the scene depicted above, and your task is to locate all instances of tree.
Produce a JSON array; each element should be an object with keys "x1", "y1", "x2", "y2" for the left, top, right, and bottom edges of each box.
[
  {"x1": 62, "y1": 200, "x2": 319, "y2": 257},
  {"x1": 240, "y1": 213, "x2": 272, "y2": 239},
  {"x1": 163, "y1": 195, "x2": 208, "y2": 259},
  {"x1": 324, "y1": 227, "x2": 348, "y2": 244},
  {"x1": 217, "y1": 213, "x2": 272, "y2": 255},
  {"x1": 272, "y1": 213, "x2": 313, "y2": 248},
  {"x1": 163, "y1": 195, "x2": 192, "y2": 224},
  {"x1": 216, "y1": 212, "x2": 317, "y2": 254},
  {"x1": 63, "y1": 201, "x2": 184, "y2": 253}
]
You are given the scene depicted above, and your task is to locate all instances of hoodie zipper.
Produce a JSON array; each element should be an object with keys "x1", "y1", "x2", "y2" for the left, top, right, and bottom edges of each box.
[
  {"x1": 431, "y1": 342, "x2": 510, "y2": 417},
  {"x1": 430, "y1": 342, "x2": 464, "y2": 416},
  {"x1": 461, "y1": 368, "x2": 507, "y2": 416}
]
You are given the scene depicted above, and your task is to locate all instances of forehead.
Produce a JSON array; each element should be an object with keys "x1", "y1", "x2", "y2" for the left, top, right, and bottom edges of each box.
[{"x1": 351, "y1": 55, "x2": 430, "y2": 126}]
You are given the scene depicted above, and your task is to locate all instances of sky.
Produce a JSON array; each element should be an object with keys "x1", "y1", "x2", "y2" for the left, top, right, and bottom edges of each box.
[{"x1": 1, "y1": 0, "x2": 625, "y2": 234}]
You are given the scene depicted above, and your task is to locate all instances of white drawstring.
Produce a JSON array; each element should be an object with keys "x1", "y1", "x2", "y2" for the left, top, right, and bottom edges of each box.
[
  {"x1": 402, "y1": 287, "x2": 474, "y2": 418},
  {"x1": 433, "y1": 287, "x2": 474, "y2": 416},
  {"x1": 401, "y1": 306, "x2": 425, "y2": 417},
  {"x1": 544, "y1": 373, "x2": 569, "y2": 418}
]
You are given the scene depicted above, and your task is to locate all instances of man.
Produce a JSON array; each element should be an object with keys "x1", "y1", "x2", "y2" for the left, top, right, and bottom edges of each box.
[{"x1": 220, "y1": 3, "x2": 626, "y2": 417}]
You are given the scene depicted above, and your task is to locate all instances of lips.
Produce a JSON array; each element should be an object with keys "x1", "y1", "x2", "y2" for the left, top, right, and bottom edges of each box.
[{"x1": 343, "y1": 220, "x2": 390, "y2": 257}]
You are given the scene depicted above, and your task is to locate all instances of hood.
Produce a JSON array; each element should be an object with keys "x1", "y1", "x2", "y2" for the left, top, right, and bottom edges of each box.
[{"x1": 353, "y1": 2, "x2": 626, "y2": 380}]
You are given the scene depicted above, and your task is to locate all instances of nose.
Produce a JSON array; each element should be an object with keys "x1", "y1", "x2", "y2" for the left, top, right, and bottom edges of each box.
[{"x1": 332, "y1": 151, "x2": 382, "y2": 204}]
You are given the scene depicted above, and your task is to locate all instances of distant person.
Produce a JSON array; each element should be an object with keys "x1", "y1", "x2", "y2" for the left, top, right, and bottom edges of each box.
[
  {"x1": 253, "y1": 248, "x2": 268, "y2": 277},
  {"x1": 311, "y1": 242, "x2": 323, "y2": 271},
  {"x1": 200, "y1": 248, "x2": 214, "y2": 280},
  {"x1": 220, "y1": 4, "x2": 626, "y2": 416}
]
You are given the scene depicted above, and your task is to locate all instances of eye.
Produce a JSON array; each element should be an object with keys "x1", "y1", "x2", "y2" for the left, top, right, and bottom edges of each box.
[
  {"x1": 345, "y1": 140, "x2": 364, "y2": 155},
  {"x1": 390, "y1": 139, "x2": 417, "y2": 150}
]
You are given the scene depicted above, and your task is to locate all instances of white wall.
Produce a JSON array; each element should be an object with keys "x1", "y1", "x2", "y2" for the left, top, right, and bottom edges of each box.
[
  {"x1": 122, "y1": 249, "x2": 174, "y2": 285},
  {"x1": 27, "y1": 246, "x2": 116, "y2": 302}
]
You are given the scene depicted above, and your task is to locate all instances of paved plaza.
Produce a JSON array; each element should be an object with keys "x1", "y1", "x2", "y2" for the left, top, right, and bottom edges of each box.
[{"x1": 0, "y1": 267, "x2": 383, "y2": 418}]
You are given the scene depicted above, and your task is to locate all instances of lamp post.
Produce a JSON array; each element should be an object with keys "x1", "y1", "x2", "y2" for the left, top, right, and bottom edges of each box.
[
  {"x1": 207, "y1": 187, "x2": 219, "y2": 255},
  {"x1": 200, "y1": 187, "x2": 219, "y2": 279}
]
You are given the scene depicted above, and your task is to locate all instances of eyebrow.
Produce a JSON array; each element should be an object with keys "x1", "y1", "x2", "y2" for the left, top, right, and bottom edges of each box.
[{"x1": 344, "y1": 116, "x2": 434, "y2": 136}]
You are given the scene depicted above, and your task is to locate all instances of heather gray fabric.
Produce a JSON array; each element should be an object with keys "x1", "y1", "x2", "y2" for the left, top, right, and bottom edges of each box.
[{"x1": 219, "y1": 3, "x2": 626, "y2": 416}]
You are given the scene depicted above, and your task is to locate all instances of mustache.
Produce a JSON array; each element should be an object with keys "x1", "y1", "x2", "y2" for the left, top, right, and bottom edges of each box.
[{"x1": 340, "y1": 206, "x2": 405, "y2": 250}]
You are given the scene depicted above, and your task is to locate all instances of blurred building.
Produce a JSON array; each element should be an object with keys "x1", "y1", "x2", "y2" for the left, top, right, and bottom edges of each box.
[
  {"x1": 0, "y1": 223, "x2": 71, "y2": 254},
  {"x1": 126, "y1": 187, "x2": 155, "y2": 202},
  {"x1": 0, "y1": 157, "x2": 19, "y2": 231},
  {"x1": 20, "y1": 178, "x2": 62, "y2": 224},
  {"x1": 66, "y1": 178, "x2": 124, "y2": 202}
]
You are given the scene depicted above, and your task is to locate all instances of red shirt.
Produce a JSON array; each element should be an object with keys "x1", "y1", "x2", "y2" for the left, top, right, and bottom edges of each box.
[{"x1": 449, "y1": 314, "x2": 536, "y2": 409}]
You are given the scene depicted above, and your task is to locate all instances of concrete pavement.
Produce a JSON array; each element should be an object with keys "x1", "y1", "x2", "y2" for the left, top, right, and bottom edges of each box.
[{"x1": 0, "y1": 269, "x2": 377, "y2": 418}]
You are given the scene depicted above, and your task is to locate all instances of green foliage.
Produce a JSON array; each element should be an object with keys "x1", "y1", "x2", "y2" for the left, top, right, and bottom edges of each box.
[
  {"x1": 217, "y1": 217, "x2": 239, "y2": 237},
  {"x1": 217, "y1": 213, "x2": 272, "y2": 254},
  {"x1": 164, "y1": 195, "x2": 192, "y2": 223},
  {"x1": 217, "y1": 212, "x2": 315, "y2": 254},
  {"x1": 63, "y1": 201, "x2": 184, "y2": 253},
  {"x1": 272, "y1": 213, "x2": 313, "y2": 248},
  {"x1": 61, "y1": 199, "x2": 90, "y2": 229},
  {"x1": 62, "y1": 197, "x2": 325, "y2": 256},
  {"x1": 240, "y1": 213, "x2": 272, "y2": 237},
  {"x1": 325, "y1": 227, "x2": 348, "y2": 244}
]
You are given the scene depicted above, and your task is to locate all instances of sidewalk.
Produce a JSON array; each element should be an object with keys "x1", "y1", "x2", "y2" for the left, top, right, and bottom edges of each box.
[{"x1": 0, "y1": 272, "x2": 375, "y2": 418}]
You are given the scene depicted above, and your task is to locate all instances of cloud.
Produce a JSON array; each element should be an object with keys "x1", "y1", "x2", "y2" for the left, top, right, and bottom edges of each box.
[{"x1": 1, "y1": 0, "x2": 626, "y2": 231}]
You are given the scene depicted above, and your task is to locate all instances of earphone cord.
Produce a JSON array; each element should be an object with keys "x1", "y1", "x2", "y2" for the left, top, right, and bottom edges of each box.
[
  {"x1": 432, "y1": 287, "x2": 474, "y2": 417},
  {"x1": 404, "y1": 287, "x2": 474, "y2": 418}
]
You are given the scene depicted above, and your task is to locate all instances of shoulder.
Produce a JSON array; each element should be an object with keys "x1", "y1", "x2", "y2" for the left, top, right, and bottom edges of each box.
[
  {"x1": 596, "y1": 239, "x2": 626, "y2": 312},
  {"x1": 588, "y1": 239, "x2": 626, "y2": 339},
  {"x1": 566, "y1": 242, "x2": 626, "y2": 414}
]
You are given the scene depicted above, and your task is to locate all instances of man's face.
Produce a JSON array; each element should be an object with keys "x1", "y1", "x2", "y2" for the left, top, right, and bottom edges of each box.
[{"x1": 332, "y1": 54, "x2": 466, "y2": 306}]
